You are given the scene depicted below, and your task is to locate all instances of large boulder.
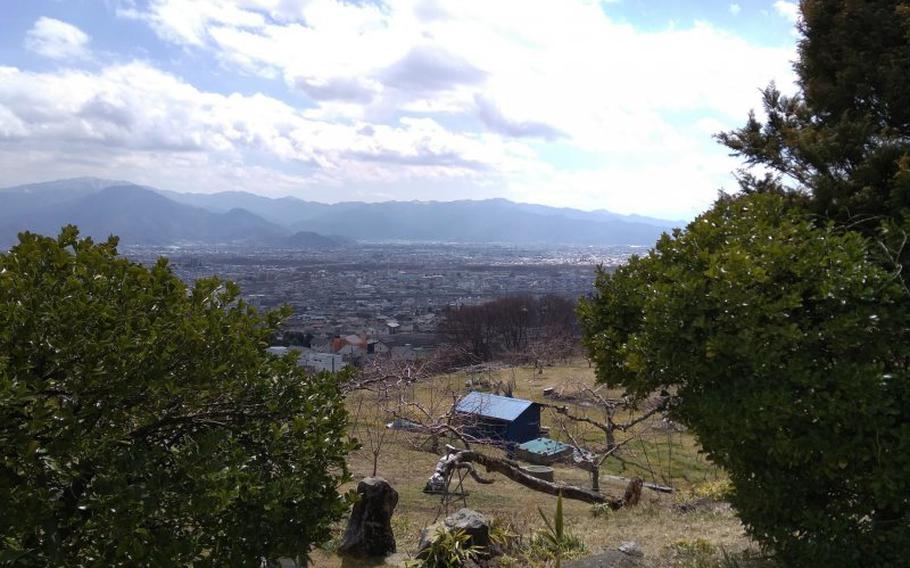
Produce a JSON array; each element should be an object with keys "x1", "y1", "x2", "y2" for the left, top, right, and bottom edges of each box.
[
  {"x1": 337, "y1": 477, "x2": 399, "y2": 558},
  {"x1": 618, "y1": 542, "x2": 643, "y2": 557},
  {"x1": 418, "y1": 508, "x2": 491, "y2": 555}
]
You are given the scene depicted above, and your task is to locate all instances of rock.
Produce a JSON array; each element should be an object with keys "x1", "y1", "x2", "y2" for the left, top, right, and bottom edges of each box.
[
  {"x1": 337, "y1": 477, "x2": 399, "y2": 558},
  {"x1": 446, "y1": 509, "x2": 491, "y2": 550},
  {"x1": 563, "y1": 536, "x2": 646, "y2": 564},
  {"x1": 563, "y1": 550, "x2": 641, "y2": 567},
  {"x1": 618, "y1": 541, "x2": 644, "y2": 557},
  {"x1": 417, "y1": 521, "x2": 446, "y2": 552},
  {"x1": 418, "y1": 508, "x2": 491, "y2": 556}
]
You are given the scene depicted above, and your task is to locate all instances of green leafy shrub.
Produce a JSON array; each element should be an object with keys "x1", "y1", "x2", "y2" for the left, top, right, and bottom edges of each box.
[
  {"x1": 581, "y1": 4, "x2": 910, "y2": 561},
  {"x1": 407, "y1": 528, "x2": 481, "y2": 568},
  {"x1": 580, "y1": 191, "x2": 910, "y2": 566},
  {"x1": 488, "y1": 516, "x2": 519, "y2": 554},
  {"x1": 0, "y1": 228, "x2": 354, "y2": 566}
]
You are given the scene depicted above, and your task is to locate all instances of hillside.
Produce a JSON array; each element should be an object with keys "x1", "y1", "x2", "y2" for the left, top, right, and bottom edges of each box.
[
  {"x1": 0, "y1": 183, "x2": 292, "y2": 246},
  {"x1": 1, "y1": 178, "x2": 679, "y2": 247},
  {"x1": 165, "y1": 190, "x2": 678, "y2": 244},
  {"x1": 279, "y1": 230, "x2": 352, "y2": 249},
  {"x1": 318, "y1": 361, "x2": 762, "y2": 568},
  {"x1": 289, "y1": 199, "x2": 671, "y2": 244},
  {"x1": 159, "y1": 189, "x2": 348, "y2": 227}
]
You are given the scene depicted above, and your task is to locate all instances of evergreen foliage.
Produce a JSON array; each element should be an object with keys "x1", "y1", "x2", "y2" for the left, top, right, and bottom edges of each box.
[
  {"x1": 0, "y1": 227, "x2": 353, "y2": 566},
  {"x1": 580, "y1": 193, "x2": 909, "y2": 565},
  {"x1": 719, "y1": 0, "x2": 910, "y2": 245},
  {"x1": 581, "y1": 1, "x2": 910, "y2": 565}
]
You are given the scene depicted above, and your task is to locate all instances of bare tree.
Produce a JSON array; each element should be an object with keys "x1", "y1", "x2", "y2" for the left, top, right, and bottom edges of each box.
[
  {"x1": 540, "y1": 384, "x2": 673, "y2": 492},
  {"x1": 342, "y1": 334, "x2": 667, "y2": 509},
  {"x1": 433, "y1": 446, "x2": 642, "y2": 507},
  {"x1": 349, "y1": 396, "x2": 392, "y2": 477},
  {"x1": 340, "y1": 343, "x2": 484, "y2": 398},
  {"x1": 386, "y1": 375, "x2": 501, "y2": 453},
  {"x1": 439, "y1": 294, "x2": 580, "y2": 362},
  {"x1": 387, "y1": 376, "x2": 669, "y2": 505},
  {"x1": 365, "y1": 420, "x2": 389, "y2": 477},
  {"x1": 542, "y1": 387, "x2": 670, "y2": 451}
]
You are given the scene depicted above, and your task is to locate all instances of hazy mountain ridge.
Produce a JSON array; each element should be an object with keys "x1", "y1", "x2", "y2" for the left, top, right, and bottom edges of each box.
[
  {"x1": 0, "y1": 184, "x2": 293, "y2": 246},
  {"x1": 1, "y1": 178, "x2": 678, "y2": 247},
  {"x1": 162, "y1": 190, "x2": 678, "y2": 230},
  {"x1": 286, "y1": 199, "x2": 672, "y2": 244}
]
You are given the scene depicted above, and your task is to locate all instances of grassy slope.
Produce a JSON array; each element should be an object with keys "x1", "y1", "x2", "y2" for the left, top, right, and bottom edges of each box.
[{"x1": 313, "y1": 361, "x2": 763, "y2": 567}]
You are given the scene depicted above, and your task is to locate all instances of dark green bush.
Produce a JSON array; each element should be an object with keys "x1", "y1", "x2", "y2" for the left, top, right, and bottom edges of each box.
[
  {"x1": 580, "y1": 193, "x2": 910, "y2": 566},
  {"x1": 0, "y1": 227, "x2": 353, "y2": 566},
  {"x1": 583, "y1": 1, "x2": 910, "y2": 564}
]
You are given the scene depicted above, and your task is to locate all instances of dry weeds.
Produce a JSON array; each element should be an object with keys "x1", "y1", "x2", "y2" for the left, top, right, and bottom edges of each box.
[{"x1": 312, "y1": 361, "x2": 758, "y2": 567}]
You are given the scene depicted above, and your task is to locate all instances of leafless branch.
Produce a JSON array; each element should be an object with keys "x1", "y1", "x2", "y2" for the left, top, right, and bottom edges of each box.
[{"x1": 438, "y1": 449, "x2": 629, "y2": 506}]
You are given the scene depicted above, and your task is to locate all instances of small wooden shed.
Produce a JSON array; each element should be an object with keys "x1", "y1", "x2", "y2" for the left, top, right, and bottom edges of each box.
[{"x1": 455, "y1": 391, "x2": 541, "y2": 444}]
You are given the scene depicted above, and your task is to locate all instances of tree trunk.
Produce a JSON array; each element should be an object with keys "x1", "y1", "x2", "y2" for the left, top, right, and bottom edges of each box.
[
  {"x1": 623, "y1": 477, "x2": 643, "y2": 507},
  {"x1": 441, "y1": 449, "x2": 624, "y2": 507},
  {"x1": 605, "y1": 426, "x2": 616, "y2": 452}
]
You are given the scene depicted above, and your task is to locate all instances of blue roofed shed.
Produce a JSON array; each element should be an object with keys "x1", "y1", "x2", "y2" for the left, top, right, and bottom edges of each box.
[{"x1": 455, "y1": 391, "x2": 541, "y2": 444}]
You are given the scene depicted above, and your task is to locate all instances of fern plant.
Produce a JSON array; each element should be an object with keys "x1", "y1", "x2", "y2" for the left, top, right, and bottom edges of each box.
[{"x1": 406, "y1": 528, "x2": 482, "y2": 568}]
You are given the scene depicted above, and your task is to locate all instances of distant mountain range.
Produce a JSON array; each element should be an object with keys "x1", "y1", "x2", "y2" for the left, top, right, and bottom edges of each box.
[{"x1": 0, "y1": 177, "x2": 679, "y2": 248}]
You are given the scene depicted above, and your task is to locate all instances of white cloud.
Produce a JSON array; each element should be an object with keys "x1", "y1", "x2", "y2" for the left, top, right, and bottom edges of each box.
[
  {"x1": 729, "y1": 4, "x2": 742, "y2": 15},
  {"x1": 5, "y1": 1, "x2": 801, "y2": 217},
  {"x1": 25, "y1": 17, "x2": 91, "y2": 60},
  {"x1": 125, "y1": 0, "x2": 796, "y2": 146},
  {"x1": 506, "y1": 153, "x2": 737, "y2": 219},
  {"x1": 773, "y1": 1, "x2": 799, "y2": 23},
  {"x1": 0, "y1": 62, "x2": 532, "y2": 197},
  {"x1": 474, "y1": 94, "x2": 563, "y2": 140}
]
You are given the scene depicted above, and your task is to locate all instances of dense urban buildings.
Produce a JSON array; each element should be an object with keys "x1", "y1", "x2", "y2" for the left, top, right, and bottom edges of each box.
[{"x1": 124, "y1": 242, "x2": 637, "y2": 356}]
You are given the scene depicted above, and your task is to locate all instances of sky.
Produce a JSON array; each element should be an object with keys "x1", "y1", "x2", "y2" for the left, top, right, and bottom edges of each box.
[{"x1": 0, "y1": 0, "x2": 801, "y2": 219}]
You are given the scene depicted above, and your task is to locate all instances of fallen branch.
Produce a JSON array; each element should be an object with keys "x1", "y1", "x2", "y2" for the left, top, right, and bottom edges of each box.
[
  {"x1": 459, "y1": 462, "x2": 495, "y2": 485},
  {"x1": 440, "y1": 448, "x2": 626, "y2": 507},
  {"x1": 604, "y1": 475, "x2": 674, "y2": 494}
]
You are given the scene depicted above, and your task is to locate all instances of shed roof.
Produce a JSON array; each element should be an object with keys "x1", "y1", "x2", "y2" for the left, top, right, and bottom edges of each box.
[{"x1": 455, "y1": 391, "x2": 536, "y2": 422}]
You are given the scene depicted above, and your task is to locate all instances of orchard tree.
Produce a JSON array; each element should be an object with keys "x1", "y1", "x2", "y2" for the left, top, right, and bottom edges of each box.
[
  {"x1": 0, "y1": 227, "x2": 353, "y2": 566},
  {"x1": 581, "y1": 1, "x2": 910, "y2": 566}
]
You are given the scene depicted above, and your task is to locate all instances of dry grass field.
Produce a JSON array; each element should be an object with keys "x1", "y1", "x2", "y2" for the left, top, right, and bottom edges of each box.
[{"x1": 312, "y1": 360, "x2": 769, "y2": 568}]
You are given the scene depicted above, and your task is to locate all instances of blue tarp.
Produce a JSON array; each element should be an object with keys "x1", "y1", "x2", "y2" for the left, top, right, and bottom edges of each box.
[{"x1": 518, "y1": 437, "x2": 571, "y2": 457}]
